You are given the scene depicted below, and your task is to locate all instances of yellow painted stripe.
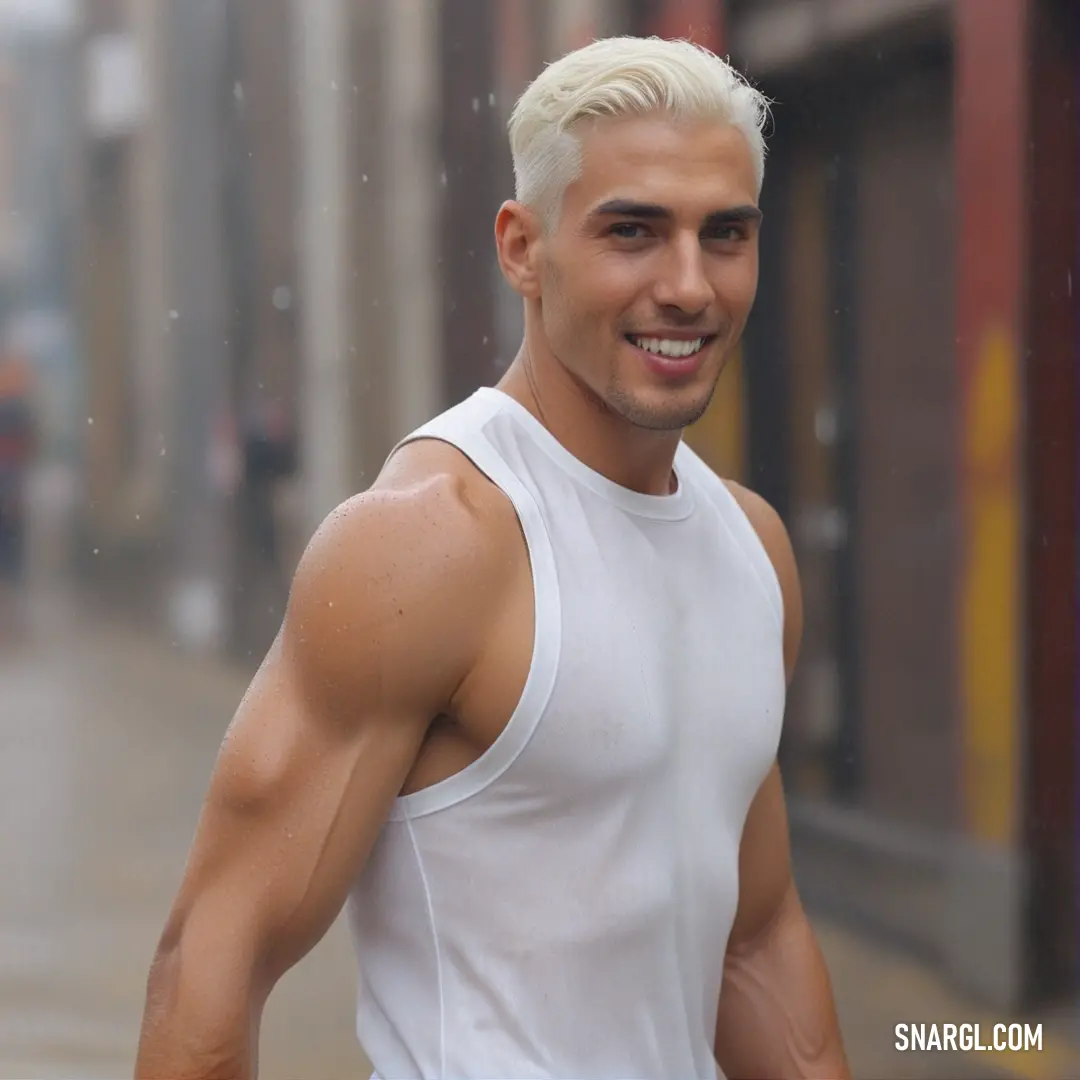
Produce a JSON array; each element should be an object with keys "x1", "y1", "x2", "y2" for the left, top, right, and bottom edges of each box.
[{"x1": 961, "y1": 326, "x2": 1021, "y2": 847}]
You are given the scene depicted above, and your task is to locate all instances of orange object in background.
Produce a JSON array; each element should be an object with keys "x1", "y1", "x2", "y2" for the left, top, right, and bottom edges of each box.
[{"x1": 0, "y1": 349, "x2": 30, "y2": 398}]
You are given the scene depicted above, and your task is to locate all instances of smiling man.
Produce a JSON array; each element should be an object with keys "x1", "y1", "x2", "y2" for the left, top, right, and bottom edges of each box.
[{"x1": 136, "y1": 36, "x2": 849, "y2": 1080}]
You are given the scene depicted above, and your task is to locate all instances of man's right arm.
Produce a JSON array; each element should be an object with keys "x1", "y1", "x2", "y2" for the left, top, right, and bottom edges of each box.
[{"x1": 134, "y1": 466, "x2": 510, "y2": 1080}]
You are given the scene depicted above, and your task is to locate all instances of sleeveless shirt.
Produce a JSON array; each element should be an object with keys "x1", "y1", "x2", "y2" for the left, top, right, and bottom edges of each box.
[{"x1": 346, "y1": 386, "x2": 786, "y2": 1079}]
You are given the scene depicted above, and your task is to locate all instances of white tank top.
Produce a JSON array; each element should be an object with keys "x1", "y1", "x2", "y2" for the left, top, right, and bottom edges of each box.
[{"x1": 346, "y1": 387, "x2": 786, "y2": 1080}]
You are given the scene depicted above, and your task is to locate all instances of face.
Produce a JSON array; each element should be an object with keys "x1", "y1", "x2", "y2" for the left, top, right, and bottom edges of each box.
[{"x1": 500, "y1": 114, "x2": 761, "y2": 432}]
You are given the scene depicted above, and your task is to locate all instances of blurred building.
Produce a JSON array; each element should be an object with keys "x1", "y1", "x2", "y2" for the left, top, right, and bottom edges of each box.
[
  {"x1": 721, "y1": 0, "x2": 1077, "y2": 1017},
  {"x1": 70, "y1": 0, "x2": 1078, "y2": 1014}
]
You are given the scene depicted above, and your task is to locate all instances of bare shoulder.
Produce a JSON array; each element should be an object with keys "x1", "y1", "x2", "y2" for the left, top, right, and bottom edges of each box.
[
  {"x1": 721, "y1": 480, "x2": 803, "y2": 680},
  {"x1": 720, "y1": 481, "x2": 794, "y2": 576},
  {"x1": 284, "y1": 436, "x2": 523, "y2": 722}
]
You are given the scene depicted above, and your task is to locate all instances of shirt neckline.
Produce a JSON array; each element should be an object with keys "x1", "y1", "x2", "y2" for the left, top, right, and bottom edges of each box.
[{"x1": 476, "y1": 386, "x2": 695, "y2": 522}]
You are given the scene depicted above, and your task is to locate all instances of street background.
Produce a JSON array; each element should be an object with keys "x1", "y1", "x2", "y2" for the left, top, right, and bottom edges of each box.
[{"x1": 0, "y1": 0, "x2": 1078, "y2": 1078}]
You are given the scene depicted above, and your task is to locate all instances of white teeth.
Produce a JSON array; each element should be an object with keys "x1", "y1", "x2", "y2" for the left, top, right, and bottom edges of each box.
[{"x1": 631, "y1": 336, "x2": 704, "y2": 358}]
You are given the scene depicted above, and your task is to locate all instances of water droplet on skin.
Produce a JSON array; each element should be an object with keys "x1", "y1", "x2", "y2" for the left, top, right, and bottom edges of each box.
[
  {"x1": 169, "y1": 310, "x2": 179, "y2": 319},
  {"x1": 93, "y1": 548, "x2": 99, "y2": 555},
  {"x1": 87, "y1": 417, "x2": 94, "y2": 425}
]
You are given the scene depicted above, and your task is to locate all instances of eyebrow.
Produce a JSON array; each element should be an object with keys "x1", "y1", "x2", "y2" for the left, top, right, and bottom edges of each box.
[{"x1": 589, "y1": 199, "x2": 763, "y2": 229}]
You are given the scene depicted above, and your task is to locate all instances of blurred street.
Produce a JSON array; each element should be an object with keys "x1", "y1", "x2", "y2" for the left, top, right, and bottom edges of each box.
[
  {"x1": 0, "y1": 569, "x2": 368, "y2": 1080},
  {"x1": 0, "y1": 503, "x2": 1076, "y2": 1079}
]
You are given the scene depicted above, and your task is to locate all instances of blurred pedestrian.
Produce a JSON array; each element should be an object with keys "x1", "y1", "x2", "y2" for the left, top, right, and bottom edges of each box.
[
  {"x1": 0, "y1": 344, "x2": 35, "y2": 584},
  {"x1": 240, "y1": 398, "x2": 295, "y2": 571},
  {"x1": 137, "y1": 36, "x2": 849, "y2": 1080}
]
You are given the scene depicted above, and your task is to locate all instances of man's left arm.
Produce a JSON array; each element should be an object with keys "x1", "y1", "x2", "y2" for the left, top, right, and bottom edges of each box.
[{"x1": 714, "y1": 483, "x2": 850, "y2": 1080}]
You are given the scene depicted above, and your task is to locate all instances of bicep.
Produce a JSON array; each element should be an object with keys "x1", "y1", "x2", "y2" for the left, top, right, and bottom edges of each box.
[
  {"x1": 159, "y1": 482, "x2": 507, "y2": 988},
  {"x1": 165, "y1": 635, "x2": 428, "y2": 987}
]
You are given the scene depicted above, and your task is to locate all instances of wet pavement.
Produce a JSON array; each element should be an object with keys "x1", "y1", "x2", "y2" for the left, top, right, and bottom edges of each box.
[
  {"x1": 0, "y1": 582, "x2": 368, "y2": 1079},
  {"x1": 1, "y1": 577, "x2": 1077, "y2": 1080}
]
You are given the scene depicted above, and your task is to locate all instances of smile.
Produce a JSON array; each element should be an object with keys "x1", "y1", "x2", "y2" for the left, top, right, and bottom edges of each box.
[{"x1": 626, "y1": 335, "x2": 714, "y2": 358}]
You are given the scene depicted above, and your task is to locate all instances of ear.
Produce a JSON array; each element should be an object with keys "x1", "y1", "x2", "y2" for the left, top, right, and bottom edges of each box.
[{"x1": 495, "y1": 200, "x2": 544, "y2": 299}]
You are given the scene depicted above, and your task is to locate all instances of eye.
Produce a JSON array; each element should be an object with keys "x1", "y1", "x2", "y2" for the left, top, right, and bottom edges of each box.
[
  {"x1": 608, "y1": 222, "x2": 650, "y2": 240},
  {"x1": 704, "y1": 224, "x2": 748, "y2": 243}
]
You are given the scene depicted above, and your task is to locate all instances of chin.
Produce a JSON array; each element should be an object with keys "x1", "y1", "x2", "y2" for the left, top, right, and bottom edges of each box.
[{"x1": 607, "y1": 383, "x2": 715, "y2": 432}]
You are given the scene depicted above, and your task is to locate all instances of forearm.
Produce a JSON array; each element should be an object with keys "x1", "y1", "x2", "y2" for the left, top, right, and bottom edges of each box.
[
  {"x1": 135, "y1": 936, "x2": 265, "y2": 1080},
  {"x1": 714, "y1": 900, "x2": 849, "y2": 1080}
]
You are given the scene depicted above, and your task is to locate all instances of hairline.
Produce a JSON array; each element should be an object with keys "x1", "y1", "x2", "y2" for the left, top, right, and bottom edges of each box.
[{"x1": 526, "y1": 110, "x2": 764, "y2": 235}]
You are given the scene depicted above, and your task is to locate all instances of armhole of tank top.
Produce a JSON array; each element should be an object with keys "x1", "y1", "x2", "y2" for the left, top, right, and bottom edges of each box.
[
  {"x1": 385, "y1": 429, "x2": 562, "y2": 822},
  {"x1": 715, "y1": 480, "x2": 785, "y2": 632},
  {"x1": 679, "y1": 448, "x2": 785, "y2": 632}
]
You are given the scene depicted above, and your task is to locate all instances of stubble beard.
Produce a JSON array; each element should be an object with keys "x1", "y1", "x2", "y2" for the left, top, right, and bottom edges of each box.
[{"x1": 603, "y1": 355, "x2": 726, "y2": 432}]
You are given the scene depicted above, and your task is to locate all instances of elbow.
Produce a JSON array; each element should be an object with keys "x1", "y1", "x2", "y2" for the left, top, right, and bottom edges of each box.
[
  {"x1": 142, "y1": 924, "x2": 184, "y2": 1024},
  {"x1": 136, "y1": 909, "x2": 266, "y2": 1080}
]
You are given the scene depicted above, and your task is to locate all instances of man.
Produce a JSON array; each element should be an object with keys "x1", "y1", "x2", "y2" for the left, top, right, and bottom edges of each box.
[
  {"x1": 0, "y1": 344, "x2": 34, "y2": 584},
  {"x1": 136, "y1": 35, "x2": 850, "y2": 1080}
]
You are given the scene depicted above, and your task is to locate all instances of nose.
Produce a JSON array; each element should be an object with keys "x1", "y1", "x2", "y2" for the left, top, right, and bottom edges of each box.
[{"x1": 653, "y1": 233, "x2": 715, "y2": 316}]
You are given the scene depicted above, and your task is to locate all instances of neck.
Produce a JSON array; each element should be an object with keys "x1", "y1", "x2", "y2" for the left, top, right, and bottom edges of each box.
[{"x1": 496, "y1": 343, "x2": 683, "y2": 498}]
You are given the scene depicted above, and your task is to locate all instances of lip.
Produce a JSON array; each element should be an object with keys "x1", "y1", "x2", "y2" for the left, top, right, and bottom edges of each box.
[
  {"x1": 629, "y1": 331, "x2": 714, "y2": 340},
  {"x1": 625, "y1": 334, "x2": 716, "y2": 379}
]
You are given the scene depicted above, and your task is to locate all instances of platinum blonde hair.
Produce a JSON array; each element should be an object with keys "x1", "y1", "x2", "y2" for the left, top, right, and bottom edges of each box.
[{"x1": 508, "y1": 36, "x2": 770, "y2": 232}]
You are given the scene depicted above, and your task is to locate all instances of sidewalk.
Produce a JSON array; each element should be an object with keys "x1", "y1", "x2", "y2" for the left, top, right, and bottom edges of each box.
[{"x1": 2, "y1": 581, "x2": 1076, "y2": 1080}]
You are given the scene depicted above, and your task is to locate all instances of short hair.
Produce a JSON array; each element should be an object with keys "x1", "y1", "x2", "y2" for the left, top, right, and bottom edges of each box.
[{"x1": 508, "y1": 36, "x2": 770, "y2": 232}]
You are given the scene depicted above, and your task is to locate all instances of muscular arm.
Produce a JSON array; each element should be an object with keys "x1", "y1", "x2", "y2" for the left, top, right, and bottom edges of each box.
[
  {"x1": 135, "y1": 464, "x2": 511, "y2": 1080},
  {"x1": 713, "y1": 484, "x2": 850, "y2": 1080}
]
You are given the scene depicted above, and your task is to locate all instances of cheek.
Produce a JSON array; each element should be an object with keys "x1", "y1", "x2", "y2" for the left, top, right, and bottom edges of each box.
[
  {"x1": 716, "y1": 255, "x2": 759, "y2": 312},
  {"x1": 550, "y1": 263, "x2": 639, "y2": 335}
]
